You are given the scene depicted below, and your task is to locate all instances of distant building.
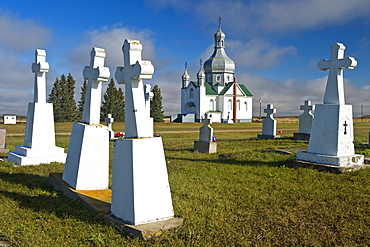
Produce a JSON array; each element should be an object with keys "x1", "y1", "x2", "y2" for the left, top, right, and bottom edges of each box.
[
  {"x1": 173, "y1": 22, "x2": 253, "y2": 123},
  {"x1": 3, "y1": 114, "x2": 16, "y2": 124}
]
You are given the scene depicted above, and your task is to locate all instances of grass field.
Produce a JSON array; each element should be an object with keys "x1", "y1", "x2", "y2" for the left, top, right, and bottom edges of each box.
[{"x1": 0, "y1": 122, "x2": 370, "y2": 246}]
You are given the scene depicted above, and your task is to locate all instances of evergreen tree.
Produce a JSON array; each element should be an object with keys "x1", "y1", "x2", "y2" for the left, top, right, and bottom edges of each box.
[
  {"x1": 150, "y1": 85, "x2": 164, "y2": 122},
  {"x1": 48, "y1": 73, "x2": 78, "y2": 122},
  {"x1": 101, "y1": 78, "x2": 125, "y2": 122},
  {"x1": 78, "y1": 78, "x2": 88, "y2": 119}
]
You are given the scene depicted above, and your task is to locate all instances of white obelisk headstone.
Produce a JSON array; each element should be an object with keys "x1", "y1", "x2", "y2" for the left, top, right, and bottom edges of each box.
[
  {"x1": 7, "y1": 49, "x2": 66, "y2": 165},
  {"x1": 297, "y1": 43, "x2": 364, "y2": 167},
  {"x1": 62, "y1": 47, "x2": 111, "y2": 190},
  {"x1": 111, "y1": 39, "x2": 174, "y2": 225}
]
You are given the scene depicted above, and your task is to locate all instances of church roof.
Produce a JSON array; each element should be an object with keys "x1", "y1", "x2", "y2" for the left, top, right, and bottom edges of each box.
[{"x1": 189, "y1": 81, "x2": 252, "y2": 97}]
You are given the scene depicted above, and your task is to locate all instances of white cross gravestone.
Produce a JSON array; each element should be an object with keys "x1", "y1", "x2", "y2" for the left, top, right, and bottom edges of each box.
[
  {"x1": 105, "y1": 114, "x2": 115, "y2": 140},
  {"x1": 296, "y1": 42, "x2": 364, "y2": 168},
  {"x1": 194, "y1": 116, "x2": 217, "y2": 153},
  {"x1": 7, "y1": 49, "x2": 66, "y2": 165},
  {"x1": 111, "y1": 39, "x2": 175, "y2": 225},
  {"x1": 62, "y1": 47, "x2": 111, "y2": 190},
  {"x1": 293, "y1": 100, "x2": 315, "y2": 141},
  {"x1": 258, "y1": 104, "x2": 280, "y2": 139}
]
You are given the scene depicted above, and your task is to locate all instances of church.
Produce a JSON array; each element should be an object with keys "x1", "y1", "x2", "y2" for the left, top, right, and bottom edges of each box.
[{"x1": 172, "y1": 22, "x2": 253, "y2": 123}]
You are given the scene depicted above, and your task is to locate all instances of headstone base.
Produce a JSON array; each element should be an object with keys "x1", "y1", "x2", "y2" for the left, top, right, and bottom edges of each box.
[
  {"x1": 0, "y1": 148, "x2": 9, "y2": 153},
  {"x1": 48, "y1": 173, "x2": 183, "y2": 240},
  {"x1": 286, "y1": 159, "x2": 370, "y2": 173},
  {"x1": 111, "y1": 137, "x2": 174, "y2": 226},
  {"x1": 293, "y1": 133, "x2": 310, "y2": 141},
  {"x1": 296, "y1": 151, "x2": 364, "y2": 167},
  {"x1": 257, "y1": 134, "x2": 281, "y2": 139},
  {"x1": 7, "y1": 146, "x2": 66, "y2": 166},
  {"x1": 194, "y1": 141, "x2": 217, "y2": 153},
  {"x1": 62, "y1": 122, "x2": 109, "y2": 190}
]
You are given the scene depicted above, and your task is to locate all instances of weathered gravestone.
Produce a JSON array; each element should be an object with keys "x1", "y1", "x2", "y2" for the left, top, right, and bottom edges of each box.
[
  {"x1": 295, "y1": 42, "x2": 364, "y2": 170},
  {"x1": 194, "y1": 116, "x2": 217, "y2": 153},
  {"x1": 62, "y1": 47, "x2": 110, "y2": 190},
  {"x1": 0, "y1": 127, "x2": 9, "y2": 153},
  {"x1": 105, "y1": 114, "x2": 115, "y2": 140},
  {"x1": 111, "y1": 39, "x2": 175, "y2": 225},
  {"x1": 7, "y1": 49, "x2": 66, "y2": 165},
  {"x1": 258, "y1": 104, "x2": 281, "y2": 139},
  {"x1": 293, "y1": 100, "x2": 314, "y2": 141}
]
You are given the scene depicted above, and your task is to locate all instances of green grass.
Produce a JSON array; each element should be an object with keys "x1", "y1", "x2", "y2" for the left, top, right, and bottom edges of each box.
[{"x1": 0, "y1": 122, "x2": 370, "y2": 246}]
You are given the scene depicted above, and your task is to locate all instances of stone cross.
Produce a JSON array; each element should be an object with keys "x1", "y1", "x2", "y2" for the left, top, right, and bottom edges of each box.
[
  {"x1": 82, "y1": 47, "x2": 110, "y2": 125},
  {"x1": 300, "y1": 100, "x2": 313, "y2": 113},
  {"x1": 105, "y1": 114, "x2": 114, "y2": 130},
  {"x1": 199, "y1": 117, "x2": 213, "y2": 142},
  {"x1": 318, "y1": 42, "x2": 357, "y2": 105},
  {"x1": 115, "y1": 39, "x2": 154, "y2": 138},
  {"x1": 31, "y1": 49, "x2": 49, "y2": 103},
  {"x1": 298, "y1": 100, "x2": 314, "y2": 134},
  {"x1": 264, "y1": 104, "x2": 276, "y2": 116}
]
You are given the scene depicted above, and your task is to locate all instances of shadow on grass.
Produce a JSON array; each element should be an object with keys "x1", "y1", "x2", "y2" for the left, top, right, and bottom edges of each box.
[{"x1": 0, "y1": 172, "x2": 108, "y2": 224}]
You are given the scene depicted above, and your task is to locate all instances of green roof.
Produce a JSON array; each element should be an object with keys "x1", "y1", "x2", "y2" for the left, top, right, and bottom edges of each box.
[
  {"x1": 239, "y1": 84, "x2": 253, "y2": 97},
  {"x1": 219, "y1": 82, "x2": 233, "y2": 95},
  {"x1": 205, "y1": 83, "x2": 218, "y2": 95},
  {"x1": 188, "y1": 80, "x2": 252, "y2": 97},
  {"x1": 189, "y1": 81, "x2": 199, "y2": 87}
]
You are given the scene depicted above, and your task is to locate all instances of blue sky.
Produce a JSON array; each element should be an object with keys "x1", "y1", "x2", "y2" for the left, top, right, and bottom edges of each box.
[{"x1": 1, "y1": 0, "x2": 370, "y2": 117}]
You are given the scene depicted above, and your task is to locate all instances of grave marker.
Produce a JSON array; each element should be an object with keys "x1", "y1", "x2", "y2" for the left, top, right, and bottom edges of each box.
[
  {"x1": 105, "y1": 114, "x2": 115, "y2": 140},
  {"x1": 293, "y1": 100, "x2": 314, "y2": 141},
  {"x1": 295, "y1": 42, "x2": 364, "y2": 170},
  {"x1": 7, "y1": 49, "x2": 66, "y2": 165},
  {"x1": 0, "y1": 127, "x2": 9, "y2": 153},
  {"x1": 62, "y1": 47, "x2": 110, "y2": 190},
  {"x1": 194, "y1": 115, "x2": 217, "y2": 153},
  {"x1": 258, "y1": 104, "x2": 280, "y2": 139}
]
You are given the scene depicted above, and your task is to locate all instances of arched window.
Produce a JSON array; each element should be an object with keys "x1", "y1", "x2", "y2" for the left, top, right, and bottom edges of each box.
[
  {"x1": 190, "y1": 88, "x2": 194, "y2": 98},
  {"x1": 228, "y1": 99, "x2": 232, "y2": 111},
  {"x1": 209, "y1": 99, "x2": 215, "y2": 111},
  {"x1": 237, "y1": 100, "x2": 240, "y2": 110},
  {"x1": 244, "y1": 101, "x2": 248, "y2": 111},
  {"x1": 216, "y1": 75, "x2": 221, "y2": 82}
]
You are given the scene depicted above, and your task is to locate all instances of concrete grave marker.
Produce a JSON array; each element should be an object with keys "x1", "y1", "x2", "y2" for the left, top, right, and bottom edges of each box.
[
  {"x1": 258, "y1": 104, "x2": 280, "y2": 139},
  {"x1": 111, "y1": 39, "x2": 175, "y2": 225},
  {"x1": 7, "y1": 49, "x2": 66, "y2": 165},
  {"x1": 105, "y1": 114, "x2": 115, "y2": 140},
  {"x1": 0, "y1": 127, "x2": 9, "y2": 153},
  {"x1": 293, "y1": 100, "x2": 314, "y2": 141},
  {"x1": 62, "y1": 47, "x2": 110, "y2": 190},
  {"x1": 295, "y1": 42, "x2": 364, "y2": 169},
  {"x1": 194, "y1": 115, "x2": 217, "y2": 153}
]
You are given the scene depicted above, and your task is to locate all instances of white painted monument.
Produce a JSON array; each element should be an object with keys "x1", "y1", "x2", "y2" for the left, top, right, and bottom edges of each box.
[
  {"x1": 62, "y1": 47, "x2": 110, "y2": 190},
  {"x1": 111, "y1": 39, "x2": 174, "y2": 225},
  {"x1": 258, "y1": 104, "x2": 280, "y2": 139},
  {"x1": 293, "y1": 100, "x2": 314, "y2": 141},
  {"x1": 194, "y1": 115, "x2": 217, "y2": 153},
  {"x1": 7, "y1": 49, "x2": 66, "y2": 165},
  {"x1": 296, "y1": 42, "x2": 364, "y2": 167},
  {"x1": 105, "y1": 114, "x2": 115, "y2": 140}
]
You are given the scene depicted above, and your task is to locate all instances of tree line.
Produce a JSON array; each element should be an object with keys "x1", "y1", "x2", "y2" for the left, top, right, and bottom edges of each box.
[{"x1": 47, "y1": 73, "x2": 164, "y2": 123}]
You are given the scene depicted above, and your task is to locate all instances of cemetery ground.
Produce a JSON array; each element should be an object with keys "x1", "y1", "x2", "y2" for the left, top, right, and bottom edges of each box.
[{"x1": 0, "y1": 121, "x2": 370, "y2": 246}]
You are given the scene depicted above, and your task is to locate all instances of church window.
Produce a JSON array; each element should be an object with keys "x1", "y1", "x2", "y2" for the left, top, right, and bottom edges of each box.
[
  {"x1": 237, "y1": 100, "x2": 240, "y2": 110},
  {"x1": 216, "y1": 75, "x2": 221, "y2": 82},
  {"x1": 209, "y1": 99, "x2": 215, "y2": 111},
  {"x1": 227, "y1": 75, "x2": 230, "y2": 82},
  {"x1": 228, "y1": 99, "x2": 232, "y2": 111},
  {"x1": 207, "y1": 75, "x2": 211, "y2": 82},
  {"x1": 190, "y1": 88, "x2": 194, "y2": 98},
  {"x1": 245, "y1": 101, "x2": 248, "y2": 111}
]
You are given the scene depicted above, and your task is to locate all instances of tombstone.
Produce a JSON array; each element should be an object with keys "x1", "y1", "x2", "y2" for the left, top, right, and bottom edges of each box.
[
  {"x1": 111, "y1": 39, "x2": 175, "y2": 225},
  {"x1": 105, "y1": 114, "x2": 115, "y2": 140},
  {"x1": 7, "y1": 49, "x2": 66, "y2": 165},
  {"x1": 295, "y1": 42, "x2": 364, "y2": 169},
  {"x1": 293, "y1": 100, "x2": 314, "y2": 141},
  {"x1": 0, "y1": 127, "x2": 9, "y2": 153},
  {"x1": 258, "y1": 104, "x2": 281, "y2": 139},
  {"x1": 194, "y1": 116, "x2": 217, "y2": 153},
  {"x1": 62, "y1": 47, "x2": 110, "y2": 190}
]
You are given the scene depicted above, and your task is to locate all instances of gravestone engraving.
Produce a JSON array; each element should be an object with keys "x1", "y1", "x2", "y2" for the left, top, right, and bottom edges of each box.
[
  {"x1": 293, "y1": 100, "x2": 314, "y2": 140},
  {"x1": 296, "y1": 42, "x2": 364, "y2": 168},
  {"x1": 0, "y1": 127, "x2": 9, "y2": 153},
  {"x1": 111, "y1": 39, "x2": 175, "y2": 225},
  {"x1": 258, "y1": 104, "x2": 280, "y2": 139},
  {"x1": 194, "y1": 116, "x2": 217, "y2": 153},
  {"x1": 62, "y1": 47, "x2": 110, "y2": 190},
  {"x1": 7, "y1": 49, "x2": 66, "y2": 165}
]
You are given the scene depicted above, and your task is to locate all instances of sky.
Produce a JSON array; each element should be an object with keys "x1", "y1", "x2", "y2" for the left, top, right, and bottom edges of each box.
[{"x1": 0, "y1": 0, "x2": 370, "y2": 118}]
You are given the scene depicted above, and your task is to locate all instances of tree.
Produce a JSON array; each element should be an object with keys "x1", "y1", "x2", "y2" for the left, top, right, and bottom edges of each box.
[
  {"x1": 150, "y1": 85, "x2": 164, "y2": 122},
  {"x1": 48, "y1": 73, "x2": 79, "y2": 122},
  {"x1": 77, "y1": 78, "x2": 87, "y2": 119},
  {"x1": 101, "y1": 78, "x2": 125, "y2": 122}
]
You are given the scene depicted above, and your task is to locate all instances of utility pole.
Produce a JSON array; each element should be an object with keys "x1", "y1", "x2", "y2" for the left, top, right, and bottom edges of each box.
[{"x1": 259, "y1": 95, "x2": 262, "y2": 120}]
